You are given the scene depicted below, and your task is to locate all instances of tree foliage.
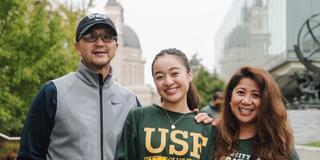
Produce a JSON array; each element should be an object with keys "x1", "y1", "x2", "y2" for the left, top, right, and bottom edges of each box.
[
  {"x1": 189, "y1": 54, "x2": 225, "y2": 108},
  {"x1": 0, "y1": 0, "x2": 91, "y2": 136},
  {"x1": 189, "y1": 53, "x2": 202, "y2": 73}
]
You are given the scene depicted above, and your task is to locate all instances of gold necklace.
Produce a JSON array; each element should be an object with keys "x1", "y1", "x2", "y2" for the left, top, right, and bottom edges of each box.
[{"x1": 163, "y1": 109, "x2": 187, "y2": 129}]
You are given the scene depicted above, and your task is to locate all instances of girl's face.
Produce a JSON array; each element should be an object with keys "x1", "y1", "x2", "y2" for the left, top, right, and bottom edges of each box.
[
  {"x1": 152, "y1": 55, "x2": 192, "y2": 105},
  {"x1": 230, "y1": 78, "x2": 261, "y2": 126}
]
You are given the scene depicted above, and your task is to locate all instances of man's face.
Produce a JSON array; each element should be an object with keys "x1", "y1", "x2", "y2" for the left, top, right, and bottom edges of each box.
[
  {"x1": 214, "y1": 98, "x2": 223, "y2": 108},
  {"x1": 75, "y1": 26, "x2": 118, "y2": 72},
  {"x1": 213, "y1": 95, "x2": 223, "y2": 108}
]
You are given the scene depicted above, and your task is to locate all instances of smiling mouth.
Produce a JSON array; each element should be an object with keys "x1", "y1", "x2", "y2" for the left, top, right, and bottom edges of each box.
[
  {"x1": 94, "y1": 51, "x2": 107, "y2": 54},
  {"x1": 93, "y1": 51, "x2": 108, "y2": 56},
  {"x1": 164, "y1": 87, "x2": 178, "y2": 95},
  {"x1": 239, "y1": 107, "x2": 254, "y2": 116}
]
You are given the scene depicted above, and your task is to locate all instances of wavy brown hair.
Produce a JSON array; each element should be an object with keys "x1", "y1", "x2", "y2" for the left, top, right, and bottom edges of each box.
[
  {"x1": 215, "y1": 66, "x2": 294, "y2": 160},
  {"x1": 151, "y1": 48, "x2": 200, "y2": 110}
]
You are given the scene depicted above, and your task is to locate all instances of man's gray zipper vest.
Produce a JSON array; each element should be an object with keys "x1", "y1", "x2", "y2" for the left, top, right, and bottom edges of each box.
[{"x1": 47, "y1": 62, "x2": 137, "y2": 160}]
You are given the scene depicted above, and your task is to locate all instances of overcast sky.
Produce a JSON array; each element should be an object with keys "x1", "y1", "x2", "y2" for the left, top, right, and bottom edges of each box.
[{"x1": 84, "y1": 0, "x2": 233, "y2": 85}]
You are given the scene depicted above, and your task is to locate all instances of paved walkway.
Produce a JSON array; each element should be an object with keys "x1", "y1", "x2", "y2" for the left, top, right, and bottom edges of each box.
[{"x1": 288, "y1": 109, "x2": 320, "y2": 144}]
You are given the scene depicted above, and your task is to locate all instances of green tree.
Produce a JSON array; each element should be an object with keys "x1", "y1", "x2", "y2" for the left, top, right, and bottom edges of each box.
[
  {"x1": 56, "y1": 0, "x2": 94, "y2": 68},
  {"x1": 0, "y1": 0, "x2": 91, "y2": 136},
  {"x1": 189, "y1": 54, "x2": 225, "y2": 108},
  {"x1": 189, "y1": 53, "x2": 202, "y2": 73}
]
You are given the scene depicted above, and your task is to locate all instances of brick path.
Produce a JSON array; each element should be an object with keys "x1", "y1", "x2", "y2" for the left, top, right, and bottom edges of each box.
[{"x1": 288, "y1": 109, "x2": 320, "y2": 144}]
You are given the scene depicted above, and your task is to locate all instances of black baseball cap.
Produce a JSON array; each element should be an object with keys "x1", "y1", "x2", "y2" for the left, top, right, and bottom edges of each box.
[{"x1": 76, "y1": 13, "x2": 117, "y2": 42}]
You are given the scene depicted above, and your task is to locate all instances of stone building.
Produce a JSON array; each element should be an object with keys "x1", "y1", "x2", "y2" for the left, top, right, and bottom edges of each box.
[
  {"x1": 105, "y1": 0, "x2": 158, "y2": 106},
  {"x1": 215, "y1": 0, "x2": 320, "y2": 105}
]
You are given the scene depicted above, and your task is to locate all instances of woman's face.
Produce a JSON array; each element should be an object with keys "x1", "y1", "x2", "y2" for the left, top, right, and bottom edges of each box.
[
  {"x1": 230, "y1": 78, "x2": 261, "y2": 126},
  {"x1": 152, "y1": 55, "x2": 192, "y2": 105}
]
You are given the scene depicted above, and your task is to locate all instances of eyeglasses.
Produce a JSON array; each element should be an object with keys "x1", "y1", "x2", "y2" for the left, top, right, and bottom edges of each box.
[{"x1": 80, "y1": 32, "x2": 117, "y2": 43}]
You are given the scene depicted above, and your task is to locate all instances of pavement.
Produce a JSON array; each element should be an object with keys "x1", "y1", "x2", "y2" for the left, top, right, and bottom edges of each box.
[{"x1": 288, "y1": 109, "x2": 320, "y2": 144}]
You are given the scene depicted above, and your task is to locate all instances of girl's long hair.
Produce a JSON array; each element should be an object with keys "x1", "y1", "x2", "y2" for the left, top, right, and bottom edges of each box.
[{"x1": 215, "y1": 66, "x2": 294, "y2": 160}]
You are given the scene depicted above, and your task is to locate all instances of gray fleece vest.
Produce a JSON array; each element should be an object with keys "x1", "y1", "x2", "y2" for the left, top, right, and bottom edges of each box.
[{"x1": 47, "y1": 63, "x2": 138, "y2": 160}]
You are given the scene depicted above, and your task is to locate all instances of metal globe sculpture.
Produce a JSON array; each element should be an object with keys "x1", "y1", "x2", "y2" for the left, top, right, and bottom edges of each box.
[
  {"x1": 292, "y1": 13, "x2": 320, "y2": 109},
  {"x1": 295, "y1": 13, "x2": 320, "y2": 74}
]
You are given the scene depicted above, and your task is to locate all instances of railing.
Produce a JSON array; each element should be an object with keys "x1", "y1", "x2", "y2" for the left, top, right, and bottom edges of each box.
[{"x1": 0, "y1": 133, "x2": 20, "y2": 141}]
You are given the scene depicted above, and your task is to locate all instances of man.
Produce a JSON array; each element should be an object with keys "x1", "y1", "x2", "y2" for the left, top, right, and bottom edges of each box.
[
  {"x1": 201, "y1": 91, "x2": 223, "y2": 118},
  {"x1": 17, "y1": 13, "x2": 140, "y2": 160}
]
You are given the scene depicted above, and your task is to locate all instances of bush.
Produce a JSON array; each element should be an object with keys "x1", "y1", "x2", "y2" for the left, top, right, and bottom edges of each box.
[
  {"x1": 305, "y1": 141, "x2": 320, "y2": 148},
  {"x1": 0, "y1": 141, "x2": 19, "y2": 160}
]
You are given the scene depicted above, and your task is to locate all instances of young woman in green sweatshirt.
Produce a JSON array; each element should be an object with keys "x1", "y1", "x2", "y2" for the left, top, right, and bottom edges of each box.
[{"x1": 116, "y1": 48, "x2": 216, "y2": 160}]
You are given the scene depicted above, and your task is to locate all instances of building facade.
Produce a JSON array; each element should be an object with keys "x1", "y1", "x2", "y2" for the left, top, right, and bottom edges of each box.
[
  {"x1": 105, "y1": 0, "x2": 158, "y2": 106},
  {"x1": 215, "y1": 0, "x2": 320, "y2": 104}
]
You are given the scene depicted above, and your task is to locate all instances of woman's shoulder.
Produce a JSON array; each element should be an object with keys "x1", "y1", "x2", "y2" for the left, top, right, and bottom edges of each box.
[{"x1": 129, "y1": 104, "x2": 162, "y2": 115}]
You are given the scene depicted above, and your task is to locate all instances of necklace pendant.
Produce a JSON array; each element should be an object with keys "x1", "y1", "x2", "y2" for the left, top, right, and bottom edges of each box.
[{"x1": 171, "y1": 124, "x2": 176, "y2": 129}]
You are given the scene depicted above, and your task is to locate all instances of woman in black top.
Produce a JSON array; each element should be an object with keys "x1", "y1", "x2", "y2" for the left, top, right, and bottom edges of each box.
[{"x1": 215, "y1": 66, "x2": 299, "y2": 160}]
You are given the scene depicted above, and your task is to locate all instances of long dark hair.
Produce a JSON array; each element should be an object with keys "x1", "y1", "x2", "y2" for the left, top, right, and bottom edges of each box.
[
  {"x1": 216, "y1": 66, "x2": 294, "y2": 160},
  {"x1": 151, "y1": 48, "x2": 200, "y2": 110}
]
